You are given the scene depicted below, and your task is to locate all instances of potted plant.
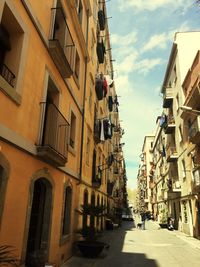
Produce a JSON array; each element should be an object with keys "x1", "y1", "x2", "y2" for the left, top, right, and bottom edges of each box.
[
  {"x1": 76, "y1": 203, "x2": 108, "y2": 258},
  {"x1": 0, "y1": 245, "x2": 19, "y2": 266}
]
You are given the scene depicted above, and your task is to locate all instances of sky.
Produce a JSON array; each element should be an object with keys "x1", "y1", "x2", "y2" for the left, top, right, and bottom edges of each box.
[{"x1": 107, "y1": 0, "x2": 200, "y2": 189}]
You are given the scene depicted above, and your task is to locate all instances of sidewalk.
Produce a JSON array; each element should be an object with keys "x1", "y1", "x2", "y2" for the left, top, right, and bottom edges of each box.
[
  {"x1": 151, "y1": 220, "x2": 200, "y2": 250},
  {"x1": 61, "y1": 220, "x2": 200, "y2": 267}
]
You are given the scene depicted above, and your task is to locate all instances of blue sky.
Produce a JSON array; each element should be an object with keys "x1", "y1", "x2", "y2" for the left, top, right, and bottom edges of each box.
[{"x1": 107, "y1": 0, "x2": 200, "y2": 189}]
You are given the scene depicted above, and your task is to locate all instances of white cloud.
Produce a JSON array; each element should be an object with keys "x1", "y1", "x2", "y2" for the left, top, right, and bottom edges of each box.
[
  {"x1": 134, "y1": 58, "x2": 164, "y2": 74},
  {"x1": 143, "y1": 33, "x2": 169, "y2": 52},
  {"x1": 115, "y1": 52, "x2": 139, "y2": 74},
  {"x1": 142, "y1": 22, "x2": 190, "y2": 53},
  {"x1": 118, "y1": 0, "x2": 191, "y2": 12},
  {"x1": 111, "y1": 31, "x2": 138, "y2": 47}
]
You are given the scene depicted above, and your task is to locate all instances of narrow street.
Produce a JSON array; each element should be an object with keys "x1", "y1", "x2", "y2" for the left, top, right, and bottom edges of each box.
[{"x1": 64, "y1": 219, "x2": 200, "y2": 267}]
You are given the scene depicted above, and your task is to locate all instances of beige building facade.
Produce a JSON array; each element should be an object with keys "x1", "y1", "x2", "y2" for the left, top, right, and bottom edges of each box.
[{"x1": 137, "y1": 32, "x2": 200, "y2": 238}]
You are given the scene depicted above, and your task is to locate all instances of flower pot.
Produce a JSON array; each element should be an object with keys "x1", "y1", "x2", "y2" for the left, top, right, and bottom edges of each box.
[
  {"x1": 159, "y1": 223, "x2": 168, "y2": 228},
  {"x1": 76, "y1": 240, "x2": 106, "y2": 258}
]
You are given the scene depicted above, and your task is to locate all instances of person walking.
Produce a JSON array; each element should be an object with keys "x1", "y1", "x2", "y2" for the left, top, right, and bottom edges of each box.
[{"x1": 141, "y1": 211, "x2": 146, "y2": 230}]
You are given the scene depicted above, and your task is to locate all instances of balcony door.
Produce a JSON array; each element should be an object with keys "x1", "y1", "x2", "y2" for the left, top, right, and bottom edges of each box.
[{"x1": 42, "y1": 78, "x2": 59, "y2": 150}]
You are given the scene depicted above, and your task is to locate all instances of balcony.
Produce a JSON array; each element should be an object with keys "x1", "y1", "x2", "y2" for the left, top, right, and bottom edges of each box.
[
  {"x1": 168, "y1": 179, "x2": 181, "y2": 192},
  {"x1": 166, "y1": 146, "x2": 178, "y2": 162},
  {"x1": 107, "y1": 181, "x2": 114, "y2": 196},
  {"x1": 92, "y1": 176, "x2": 101, "y2": 188},
  {"x1": 92, "y1": 167, "x2": 102, "y2": 188},
  {"x1": 37, "y1": 102, "x2": 69, "y2": 166},
  {"x1": 49, "y1": 8, "x2": 75, "y2": 78},
  {"x1": 0, "y1": 63, "x2": 15, "y2": 87},
  {"x1": 163, "y1": 115, "x2": 175, "y2": 134},
  {"x1": 163, "y1": 87, "x2": 173, "y2": 108},
  {"x1": 189, "y1": 116, "x2": 200, "y2": 144}
]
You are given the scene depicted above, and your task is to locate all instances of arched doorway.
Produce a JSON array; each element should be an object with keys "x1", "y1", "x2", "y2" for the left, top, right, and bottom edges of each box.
[
  {"x1": 82, "y1": 190, "x2": 88, "y2": 229},
  {"x1": 90, "y1": 193, "x2": 95, "y2": 229},
  {"x1": 100, "y1": 196, "x2": 104, "y2": 230},
  {"x1": 0, "y1": 152, "x2": 10, "y2": 227},
  {"x1": 25, "y1": 178, "x2": 52, "y2": 267}
]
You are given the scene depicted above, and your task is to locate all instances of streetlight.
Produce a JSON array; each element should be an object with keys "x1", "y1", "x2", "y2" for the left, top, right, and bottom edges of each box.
[{"x1": 180, "y1": 105, "x2": 200, "y2": 114}]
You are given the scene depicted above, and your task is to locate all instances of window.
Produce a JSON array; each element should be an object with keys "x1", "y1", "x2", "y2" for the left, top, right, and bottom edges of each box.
[
  {"x1": 74, "y1": 50, "x2": 80, "y2": 81},
  {"x1": 62, "y1": 186, "x2": 72, "y2": 236},
  {"x1": 0, "y1": 2, "x2": 27, "y2": 104},
  {"x1": 70, "y1": 112, "x2": 76, "y2": 149},
  {"x1": 173, "y1": 65, "x2": 177, "y2": 85},
  {"x1": 178, "y1": 125, "x2": 183, "y2": 143},
  {"x1": 176, "y1": 94, "x2": 179, "y2": 111},
  {"x1": 77, "y1": 0, "x2": 83, "y2": 25},
  {"x1": 86, "y1": 137, "x2": 90, "y2": 165},
  {"x1": 88, "y1": 90, "x2": 92, "y2": 113},
  {"x1": 93, "y1": 0, "x2": 98, "y2": 21},
  {"x1": 0, "y1": 163, "x2": 8, "y2": 226},
  {"x1": 91, "y1": 34, "x2": 95, "y2": 63},
  {"x1": 181, "y1": 159, "x2": 186, "y2": 180},
  {"x1": 182, "y1": 201, "x2": 188, "y2": 224},
  {"x1": 0, "y1": 166, "x2": 4, "y2": 224}
]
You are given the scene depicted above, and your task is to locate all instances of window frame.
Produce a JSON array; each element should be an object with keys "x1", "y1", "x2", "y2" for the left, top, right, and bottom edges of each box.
[
  {"x1": 69, "y1": 110, "x2": 77, "y2": 151},
  {"x1": 0, "y1": 1, "x2": 28, "y2": 105},
  {"x1": 61, "y1": 185, "x2": 72, "y2": 241}
]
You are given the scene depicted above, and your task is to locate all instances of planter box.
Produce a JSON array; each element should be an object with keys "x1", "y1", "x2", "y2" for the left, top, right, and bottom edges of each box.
[
  {"x1": 159, "y1": 223, "x2": 168, "y2": 228},
  {"x1": 76, "y1": 240, "x2": 106, "y2": 258}
]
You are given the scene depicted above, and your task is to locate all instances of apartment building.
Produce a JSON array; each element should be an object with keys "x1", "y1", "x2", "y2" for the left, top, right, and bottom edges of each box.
[
  {"x1": 0, "y1": 0, "x2": 126, "y2": 266},
  {"x1": 138, "y1": 32, "x2": 200, "y2": 237},
  {"x1": 181, "y1": 50, "x2": 200, "y2": 238},
  {"x1": 77, "y1": 0, "x2": 125, "y2": 233},
  {"x1": 137, "y1": 134, "x2": 154, "y2": 213}
]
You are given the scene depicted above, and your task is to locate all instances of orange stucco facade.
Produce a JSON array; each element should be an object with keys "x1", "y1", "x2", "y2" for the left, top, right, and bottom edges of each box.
[{"x1": 0, "y1": 0, "x2": 126, "y2": 266}]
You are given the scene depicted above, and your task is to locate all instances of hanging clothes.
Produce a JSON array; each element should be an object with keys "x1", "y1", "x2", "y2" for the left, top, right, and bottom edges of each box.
[
  {"x1": 103, "y1": 77, "x2": 108, "y2": 97},
  {"x1": 107, "y1": 119, "x2": 112, "y2": 139},
  {"x1": 108, "y1": 96, "x2": 113, "y2": 112},
  {"x1": 96, "y1": 41, "x2": 105, "y2": 64},
  {"x1": 94, "y1": 119, "x2": 101, "y2": 143},
  {"x1": 100, "y1": 120, "x2": 105, "y2": 141},
  {"x1": 98, "y1": 10, "x2": 106, "y2": 31},
  {"x1": 95, "y1": 77, "x2": 104, "y2": 100}
]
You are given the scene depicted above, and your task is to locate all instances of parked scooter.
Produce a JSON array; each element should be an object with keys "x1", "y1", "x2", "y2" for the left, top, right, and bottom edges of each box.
[{"x1": 167, "y1": 216, "x2": 174, "y2": 230}]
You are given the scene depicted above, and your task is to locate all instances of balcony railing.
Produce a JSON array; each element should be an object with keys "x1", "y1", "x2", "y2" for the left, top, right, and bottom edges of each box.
[
  {"x1": 189, "y1": 116, "x2": 200, "y2": 144},
  {"x1": 49, "y1": 8, "x2": 75, "y2": 78},
  {"x1": 163, "y1": 87, "x2": 173, "y2": 108},
  {"x1": 167, "y1": 178, "x2": 181, "y2": 192},
  {"x1": 37, "y1": 102, "x2": 69, "y2": 166},
  {"x1": 166, "y1": 146, "x2": 178, "y2": 162},
  {"x1": 107, "y1": 181, "x2": 114, "y2": 196},
  {"x1": 0, "y1": 63, "x2": 15, "y2": 87},
  {"x1": 92, "y1": 176, "x2": 101, "y2": 188},
  {"x1": 163, "y1": 115, "x2": 175, "y2": 134}
]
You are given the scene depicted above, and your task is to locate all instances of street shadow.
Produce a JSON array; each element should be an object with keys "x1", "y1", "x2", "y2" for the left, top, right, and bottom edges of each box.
[
  {"x1": 73, "y1": 223, "x2": 159, "y2": 267},
  {"x1": 122, "y1": 220, "x2": 136, "y2": 230}
]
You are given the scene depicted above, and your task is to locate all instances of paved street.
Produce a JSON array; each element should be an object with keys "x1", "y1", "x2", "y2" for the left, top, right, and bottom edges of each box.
[{"x1": 63, "y1": 219, "x2": 200, "y2": 267}]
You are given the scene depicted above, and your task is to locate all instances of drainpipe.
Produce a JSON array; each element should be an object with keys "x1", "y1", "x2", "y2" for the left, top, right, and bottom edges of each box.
[{"x1": 79, "y1": 8, "x2": 90, "y2": 184}]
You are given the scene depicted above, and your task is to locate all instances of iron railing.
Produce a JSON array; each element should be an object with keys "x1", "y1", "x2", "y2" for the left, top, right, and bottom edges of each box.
[
  {"x1": 39, "y1": 102, "x2": 69, "y2": 159},
  {"x1": 0, "y1": 63, "x2": 15, "y2": 87}
]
